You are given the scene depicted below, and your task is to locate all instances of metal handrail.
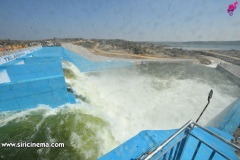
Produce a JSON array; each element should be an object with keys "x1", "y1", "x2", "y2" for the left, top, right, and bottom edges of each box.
[
  {"x1": 154, "y1": 134, "x2": 186, "y2": 159},
  {"x1": 189, "y1": 133, "x2": 230, "y2": 159},
  {"x1": 144, "y1": 120, "x2": 193, "y2": 160},
  {"x1": 143, "y1": 120, "x2": 240, "y2": 160},
  {"x1": 192, "y1": 122, "x2": 240, "y2": 151}
]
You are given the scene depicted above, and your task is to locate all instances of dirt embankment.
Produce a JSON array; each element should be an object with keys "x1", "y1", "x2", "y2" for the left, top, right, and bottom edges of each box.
[
  {"x1": 232, "y1": 126, "x2": 240, "y2": 158},
  {"x1": 70, "y1": 39, "x2": 200, "y2": 62},
  {"x1": 63, "y1": 38, "x2": 240, "y2": 66},
  {"x1": 62, "y1": 42, "x2": 200, "y2": 65},
  {"x1": 200, "y1": 50, "x2": 240, "y2": 65}
]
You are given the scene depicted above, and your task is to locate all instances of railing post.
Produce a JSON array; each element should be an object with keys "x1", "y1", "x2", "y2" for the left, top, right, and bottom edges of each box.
[
  {"x1": 175, "y1": 125, "x2": 193, "y2": 160},
  {"x1": 144, "y1": 120, "x2": 193, "y2": 160}
]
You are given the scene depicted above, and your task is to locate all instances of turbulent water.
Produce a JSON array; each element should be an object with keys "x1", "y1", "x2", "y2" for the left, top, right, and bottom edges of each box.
[{"x1": 0, "y1": 61, "x2": 240, "y2": 159}]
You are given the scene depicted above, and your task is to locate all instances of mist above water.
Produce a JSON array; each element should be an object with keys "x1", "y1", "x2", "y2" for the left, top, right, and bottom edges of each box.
[{"x1": 68, "y1": 62, "x2": 240, "y2": 143}]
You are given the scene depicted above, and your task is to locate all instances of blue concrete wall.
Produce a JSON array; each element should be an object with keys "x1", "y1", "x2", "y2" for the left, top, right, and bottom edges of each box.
[
  {"x1": 218, "y1": 99, "x2": 240, "y2": 134},
  {"x1": 62, "y1": 48, "x2": 133, "y2": 72},
  {"x1": 0, "y1": 76, "x2": 69, "y2": 111},
  {"x1": 22, "y1": 57, "x2": 60, "y2": 64},
  {"x1": 0, "y1": 46, "x2": 132, "y2": 111},
  {"x1": 99, "y1": 130, "x2": 176, "y2": 160},
  {"x1": 27, "y1": 46, "x2": 132, "y2": 73},
  {"x1": 99, "y1": 128, "x2": 237, "y2": 160},
  {"x1": 181, "y1": 127, "x2": 237, "y2": 160},
  {"x1": 68, "y1": 92, "x2": 76, "y2": 104},
  {"x1": 0, "y1": 46, "x2": 42, "y2": 65},
  {"x1": 6, "y1": 62, "x2": 63, "y2": 82},
  {"x1": 31, "y1": 47, "x2": 63, "y2": 58},
  {"x1": 0, "y1": 49, "x2": 72, "y2": 111}
]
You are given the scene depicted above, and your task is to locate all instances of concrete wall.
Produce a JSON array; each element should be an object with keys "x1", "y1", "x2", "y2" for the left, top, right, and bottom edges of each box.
[
  {"x1": 218, "y1": 99, "x2": 240, "y2": 134},
  {"x1": 100, "y1": 127, "x2": 237, "y2": 160},
  {"x1": 0, "y1": 46, "x2": 133, "y2": 111},
  {"x1": 0, "y1": 49, "x2": 72, "y2": 111},
  {"x1": 62, "y1": 48, "x2": 132, "y2": 72},
  {"x1": 216, "y1": 64, "x2": 240, "y2": 87},
  {"x1": 6, "y1": 62, "x2": 62, "y2": 82},
  {"x1": 0, "y1": 76, "x2": 69, "y2": 111},
  {"x1": 0, "y1": 46, "x2": 42, "y2": 65}
]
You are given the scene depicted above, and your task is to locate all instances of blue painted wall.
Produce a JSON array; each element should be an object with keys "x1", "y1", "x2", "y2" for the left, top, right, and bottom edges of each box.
[
  {"x1": 0, "y1": 46, "x2": 132, "y2": 111},
  {"x1": 218, "y1": 99, "x2": 240, "y2": 134},
  {"x1": 62, "y1": 47, "x2": 133, "y2": 72},
  {"x1": 0, "y1": 49, "x2": 72, "y2": 111},
  {"x1": 0, "y1": 46, "x2": 42, "y2": 65},
  {"x1": 99, "y1": 127, "x2": 237, "y2": 160},
  {"x1": 6, "y1": 62, "x2": 63, "y2": 82},
  {"x1": 0, "y1": 76, "x2": 69, "y2": 111}
]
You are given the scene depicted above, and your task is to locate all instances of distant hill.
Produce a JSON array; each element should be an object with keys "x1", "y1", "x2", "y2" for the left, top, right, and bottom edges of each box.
[
  {"x1": 156, "y1": 41, "x2": 240, "y2": 46},
  {"x1": 181, "y1": 41, "x2": 240, "y2": 46}
]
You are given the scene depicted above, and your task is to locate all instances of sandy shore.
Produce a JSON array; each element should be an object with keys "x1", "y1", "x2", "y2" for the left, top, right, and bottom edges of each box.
[
  {"x1": 61, "y1": 43, "x2": 200, "y2": 64},
  {"x1": 0, "y1": 43, "x2": 228, "y2": 67},
  {"x1": 62, "y1": 43, "x2": 115, "y2": 62}
]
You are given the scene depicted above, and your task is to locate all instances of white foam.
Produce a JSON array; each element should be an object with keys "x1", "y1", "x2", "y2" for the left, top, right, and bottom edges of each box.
[
  {"x1": 53, "y1": 61, "x2": 240, "y2": 152},
  {"x1": 206, "y1": 63, "x2": 218, "y2": 68},
  {"x1": 65, "y1": 63, "x2": 239, "y2": 143},
  {"x1": 0, "y1": 105, "x2": 51, "y2": 127},
  {"x1": 15, "y1": 60, "x2": 25, "y2": 65}
]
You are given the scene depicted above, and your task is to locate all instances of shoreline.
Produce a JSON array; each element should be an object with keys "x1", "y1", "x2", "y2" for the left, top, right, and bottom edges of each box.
[
  {"x1": 62, "y1": 42, "x2": 200, "y2": 64},
  {"x1": 62, "y1": 43, "x2": 240, "y2": 88},
  {"x1": 61, "y1": 43, "x2": 240, "y2": 72},
  {"x1": 1, "y1": 43, "x2": 236, "y2": 69}
]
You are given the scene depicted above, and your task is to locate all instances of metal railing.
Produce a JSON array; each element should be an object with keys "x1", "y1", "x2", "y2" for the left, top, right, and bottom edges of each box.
[{"x1": 137, "y1": 120, "x2": 240, "y2": 160}]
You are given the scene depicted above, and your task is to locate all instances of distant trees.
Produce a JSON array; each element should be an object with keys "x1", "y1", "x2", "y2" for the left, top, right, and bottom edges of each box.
[
  {"x1": 65, "y1": 38, "x2": 172, "y2": 55},
  {"x1": 133, "y1": 47, "x2": 141, "y2": 54},
  {"x1": 74, "y1": 40, "x2": 95, "y2": 49}
]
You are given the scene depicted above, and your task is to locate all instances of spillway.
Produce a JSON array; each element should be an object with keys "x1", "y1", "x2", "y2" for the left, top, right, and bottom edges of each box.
[{"x1": 0, "y1": 46, "x2": 239, "y2": 159}]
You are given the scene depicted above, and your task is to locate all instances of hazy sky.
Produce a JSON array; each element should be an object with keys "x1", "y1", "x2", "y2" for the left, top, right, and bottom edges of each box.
[{"x1": 0, "y1": 0, "x2": 239, "y2": 41}]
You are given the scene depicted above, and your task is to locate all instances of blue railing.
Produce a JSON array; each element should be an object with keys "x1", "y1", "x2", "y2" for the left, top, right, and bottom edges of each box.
[{"x1": 137, "y1": 120, "x2": 240, "y2": 160}]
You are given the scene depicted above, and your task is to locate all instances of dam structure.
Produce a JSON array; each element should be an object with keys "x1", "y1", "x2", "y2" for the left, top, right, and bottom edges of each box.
[
  {"x1": 0, "y1": 46, "x2": 132, "y2": 111},
  {"x1": 0, "y1": 46, "x2": 239, "y2": 159},
  {"x1": 98, "y1": 67, "x2": 240, "y2": 158},
  {"x1": 100, "y1": 99, "x2": 240, "y2": 160}
]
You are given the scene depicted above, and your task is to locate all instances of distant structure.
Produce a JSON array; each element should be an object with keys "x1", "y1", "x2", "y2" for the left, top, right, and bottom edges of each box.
[{"x1": 41, "y1": 38, "x2": 61, "y2": 47}]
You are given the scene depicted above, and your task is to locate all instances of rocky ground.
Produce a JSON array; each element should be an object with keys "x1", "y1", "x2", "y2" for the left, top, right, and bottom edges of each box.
[
  {"x1": 1, "y1": 38, "x2": 240, "y2": 66},
  {"x1": 61, "y1": 38, "x2": 240, "y2": 66},
  {"x1": 232, "y1": 126, "x2": 240, "y2": 158}
]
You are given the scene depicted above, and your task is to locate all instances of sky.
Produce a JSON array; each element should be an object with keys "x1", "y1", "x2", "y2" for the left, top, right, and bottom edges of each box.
[{"x1": 0, "y1": 0, "x2": 240, "y2": 41}]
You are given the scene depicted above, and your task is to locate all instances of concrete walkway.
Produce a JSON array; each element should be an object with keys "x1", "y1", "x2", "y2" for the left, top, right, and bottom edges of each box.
[{"x1": 219, "y1": 63, "x2": 240, "y2": 79}]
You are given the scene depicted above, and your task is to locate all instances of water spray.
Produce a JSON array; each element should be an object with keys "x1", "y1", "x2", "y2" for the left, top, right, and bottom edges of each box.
[{"x1": 196, "y1": 89, "x2": 213, "y2": 123}]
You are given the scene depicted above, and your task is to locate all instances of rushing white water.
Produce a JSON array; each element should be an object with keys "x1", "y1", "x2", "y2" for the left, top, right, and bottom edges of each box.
[
  {"x1": 64, "y1": 61, "x2": 240, "y2": 143},
  {"x1": 0, "y1": 61, "x2": 239, "y2": 159}
]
